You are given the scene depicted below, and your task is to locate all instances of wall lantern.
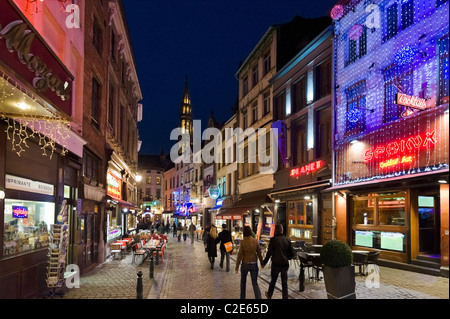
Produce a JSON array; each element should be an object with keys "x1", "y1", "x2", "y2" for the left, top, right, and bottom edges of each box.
[{"x1": 0, "y1": 187, "x2": 5, "y2": 200}]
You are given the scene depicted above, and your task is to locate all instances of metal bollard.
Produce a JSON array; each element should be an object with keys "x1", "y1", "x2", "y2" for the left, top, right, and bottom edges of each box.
[
  {"x1": 149, "y1": 255, "x2": 154, "y2": 279},
  {"x1": 299, "y1": 264, "x2": 305, "y2": 292},
  {"x1": 136, "y1": 271, "x2": 143, "y2": 299}
]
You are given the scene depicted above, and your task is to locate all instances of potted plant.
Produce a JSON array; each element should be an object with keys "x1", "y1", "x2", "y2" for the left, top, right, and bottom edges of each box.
[{"x1": 320, "y1": 240, "x2": 356, "y2": 299}]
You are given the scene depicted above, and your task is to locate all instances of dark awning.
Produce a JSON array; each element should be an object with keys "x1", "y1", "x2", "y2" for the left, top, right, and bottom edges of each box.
[
  {"x1": 234, "y1": 189, "x2": 273, "y2": 208},
  {"x1": 216, "y1": 206, "x2": 252, "y2": 220}
]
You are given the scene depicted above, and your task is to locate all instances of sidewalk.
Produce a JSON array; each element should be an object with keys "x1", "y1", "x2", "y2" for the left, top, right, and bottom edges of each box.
[{"x1": 61, "y1": 236, "x2": 449, "y2": 300}]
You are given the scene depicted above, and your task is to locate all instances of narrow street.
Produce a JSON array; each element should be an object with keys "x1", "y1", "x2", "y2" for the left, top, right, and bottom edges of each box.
[{"x1": 61, "y1": 236, "x2": 449, "y2": 300}]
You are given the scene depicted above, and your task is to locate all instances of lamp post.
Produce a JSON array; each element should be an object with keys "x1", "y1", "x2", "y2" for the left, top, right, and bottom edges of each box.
[{"x1": 0, "y1": 187, "x2": 5, "y2": 200}]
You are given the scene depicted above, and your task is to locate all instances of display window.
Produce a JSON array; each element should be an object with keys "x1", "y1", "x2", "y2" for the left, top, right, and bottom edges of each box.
[
  {"x1": 3, "y1": 199, "x2": 55, "y2": 256},
  {"x1": 287, "y1": 199, "x2": 314, "y2": 241},
  {"x1": 351, "y1": 191, "x2": 407, "y2": 252}
]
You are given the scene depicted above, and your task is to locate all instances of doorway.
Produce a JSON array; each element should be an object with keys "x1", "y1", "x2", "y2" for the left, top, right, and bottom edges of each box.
[{"x1": 417, "y1": 191, "x2": 441, "y2": 257}]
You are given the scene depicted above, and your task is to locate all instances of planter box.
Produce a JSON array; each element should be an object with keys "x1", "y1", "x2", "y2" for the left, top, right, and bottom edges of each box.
[{"x1": 322, "y1": 265, "x2": 356, "y2": 299}]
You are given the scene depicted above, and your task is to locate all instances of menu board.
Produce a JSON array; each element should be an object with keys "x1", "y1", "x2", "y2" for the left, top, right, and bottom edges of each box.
[
  {"x1": 355, "y1": 231, "x2": 374, "y2": 248},
  {"x1": 381, "y1": 232, "x2": 404, "y2": 251}
]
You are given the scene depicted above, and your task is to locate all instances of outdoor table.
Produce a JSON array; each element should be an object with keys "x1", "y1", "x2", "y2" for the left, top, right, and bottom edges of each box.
[{"x1": 143, "y1": 241, "x2": 162, "y2": 265}]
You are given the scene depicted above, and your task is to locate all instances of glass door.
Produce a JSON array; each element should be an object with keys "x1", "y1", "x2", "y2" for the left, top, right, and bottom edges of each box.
[{"x1": 418, "y1": 195, "x2": 440, "y2": 255}]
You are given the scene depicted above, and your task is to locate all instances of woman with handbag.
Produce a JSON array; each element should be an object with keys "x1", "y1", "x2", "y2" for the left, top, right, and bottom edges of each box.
[{"x1": 218, "y1": 224, "x2": 233, "y2": 272}]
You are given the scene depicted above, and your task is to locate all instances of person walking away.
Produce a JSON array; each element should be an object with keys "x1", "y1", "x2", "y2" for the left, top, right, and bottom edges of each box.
[
  {"x1": 218, "y1": 224, "x2": 233, "y2": 271},
  {"x1": 235, "y1": 226, "x2": 264, "y2": 299},
  {"x1": 206, "y1": 225, "x2": 219, "y2": 269},
  {"x1": 203, "y1": 224, "x2": 211, "y2": 251},
  {"x1": 189, "y1": 223, "x2": 197, "y2": 244},
  {"x1": 263, "y1": 224, "x2": 295, "y2": 299},
  {"x1": 172, "y1": 222, "x2": 177, "y2": 237},
  {"x1": 182, "y1": 224, "x2": 188, "y2": 242},
  {"x1": 176, "y1": 223, "x2": 183, "y2": 242},
  {"x1": 158, "y1": 222, "x2": 165, "y2": 235}
]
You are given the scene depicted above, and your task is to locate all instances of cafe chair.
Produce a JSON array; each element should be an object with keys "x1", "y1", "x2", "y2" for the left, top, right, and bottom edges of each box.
[
  {"x1": 132, "y1": 244, "x2": 147, "y2": 265},
  {"x1": 353, "y1": 252, "x2": 369, "y2": 276},
  {"x1": 298, "y1": 252, "x2": 314, "y2": 281},
  {"x1": 110, "y1": 243, "x2": 123, "y2": 260},
  {"x1": 153, "y1": 243, "x2": 166, "y2": 263},
  {"x1": 311, "y1": 256, "x2": 323, "y2": 281}
]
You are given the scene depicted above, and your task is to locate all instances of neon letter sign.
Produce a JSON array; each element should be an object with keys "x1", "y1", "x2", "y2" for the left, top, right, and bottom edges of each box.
[
  {"x1": 290, "y1": 160, "x2": 323, "y2": 177},
  {"x1": 364, "y1": 130, "x2": 436, "y2": 162}
]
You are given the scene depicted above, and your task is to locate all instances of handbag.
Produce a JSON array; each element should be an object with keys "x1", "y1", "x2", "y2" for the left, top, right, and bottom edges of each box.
[{"x1": 224, "y1": 241, "x2": 233, "y2": 253}]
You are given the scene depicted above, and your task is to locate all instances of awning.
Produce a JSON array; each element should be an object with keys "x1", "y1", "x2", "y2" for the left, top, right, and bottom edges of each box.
[
  {"x1": 107, "y1": 196, "x2": 136, "y2": 209},
  {"x1": 234, "y1": 189, "x2": 273, "y2": 209},
  {"x1": 162, "y1": 210, "x2": 173, "y2": 215},
  {"x1": 270, "y1": 180, "x2": 331, "y2": 197},
  {"x1": 216, "y1": 206, "x2": 253, "y2": 220}
]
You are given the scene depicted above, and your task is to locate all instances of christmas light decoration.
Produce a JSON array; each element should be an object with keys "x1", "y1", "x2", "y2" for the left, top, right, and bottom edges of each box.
[
  {"x1": 394, "y1": 45, "x2": 417, "y2": 66},
  {"x1": 332, "y1": 0, "x2": 449, "y2": 185}
]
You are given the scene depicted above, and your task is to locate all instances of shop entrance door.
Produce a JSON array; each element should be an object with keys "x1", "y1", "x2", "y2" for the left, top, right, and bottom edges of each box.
[{"x1": 418, "y1": 194, "x2": 441, "y2": 256}]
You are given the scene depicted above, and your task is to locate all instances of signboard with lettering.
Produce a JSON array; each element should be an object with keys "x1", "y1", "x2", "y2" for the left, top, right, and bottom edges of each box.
[
  {"x1": 395, "y1": 93, "x2": 428, "y2": 110},
  {"x1": 0, "y1": 1, "x2": 73, "y2": 116},
  {"x1": 5, "y1": 174, "x2": 54, "y2": 196},
  {"x1": 107, "y1": 171, "x2": 122, "y2": 200},
  {"x1": 290, "y1": 160, "x2": 324, "y2": 177}
]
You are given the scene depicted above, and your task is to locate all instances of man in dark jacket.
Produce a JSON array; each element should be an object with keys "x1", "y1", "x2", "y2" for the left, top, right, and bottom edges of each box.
[
  {"x1": 218, "y1": 224, "x2": 233, "y2": 271},
  {"x1": 262, "y1": 224, "x2": 294, "y2": 299}
]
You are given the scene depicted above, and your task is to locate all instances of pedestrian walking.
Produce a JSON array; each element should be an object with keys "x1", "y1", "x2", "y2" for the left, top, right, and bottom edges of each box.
[
  {"x1": 189, "y1": 223, "x2": 197, "y2": 244},
  {"x1": 206, "y1": 225, "x2": 219, "y2": 269},
  {"x1": 182, "y1": 224, "x2": 188, "y2": 242},
  {"x1": 172, "y1": 222, "x2": 177, "y2": 237},
  {"x1": 217, "y1": 224, "x2": 233, "y2": 271},
  {"x1": 177, "y1": 223, "x2": 183, "y2": 242},
  {"x1": 262, "y1": 224, "x2": 295, "y2": 299},
  {"x1": 158, "y1": 222, "x2": 165, "y2": 235},
  {"x1": 235, "y1": 225, "x2": 264, "y2": 299},
  {"x1": 165, "y1": 222, "x2": 170, "y2": 234}
]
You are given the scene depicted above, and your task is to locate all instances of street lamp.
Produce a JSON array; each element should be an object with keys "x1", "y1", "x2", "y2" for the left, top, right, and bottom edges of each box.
[
  {"x1": 136, "y1": 173, "x2": 142, "y2": 183},
  {"x1": 0, "y1": 187, "x2": 5, "y2": 200}
]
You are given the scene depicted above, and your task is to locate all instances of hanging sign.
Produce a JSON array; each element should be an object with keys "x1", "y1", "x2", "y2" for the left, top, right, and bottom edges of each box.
[
  {"x1": 395, "y1": 93, "x2": 428, "y2": 110},
  {"x1": 208, "y1": 185, "x2": 220, "y2": 199},
  {"x1": 107, "y1": 171, "x2": 122, "y2": 200}
]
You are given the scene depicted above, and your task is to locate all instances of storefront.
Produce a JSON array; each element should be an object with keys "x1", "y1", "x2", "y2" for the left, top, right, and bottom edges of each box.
[
  {"x1": 0, "y1": 0, "x2": 81, "y2": 298},
  {"x1": 332, "y1": 106, "x2": 449, "y2": 275},
  {"x1": 271, "y1": 158, "x2": 332, "y2": 244}
]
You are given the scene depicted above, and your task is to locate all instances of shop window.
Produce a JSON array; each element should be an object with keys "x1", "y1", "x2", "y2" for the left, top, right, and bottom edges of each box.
[
  {"x1": 378, "y1": 193, "x2": 406, "y2": 226},
  {"x1": 3, "y1": 199, "x2": 55, "y2": 256},
  {"x1": 292, "y1": 76, "x2": 307, "y2": 113},
  {"x1": 353, "y1": 198, "x2": 375, "y2": 225}
]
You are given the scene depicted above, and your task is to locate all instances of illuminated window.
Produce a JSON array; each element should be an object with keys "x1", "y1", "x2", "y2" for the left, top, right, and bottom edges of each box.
[
  {"x1": 346, "y1": 80, "x2": 366, "y2": 133},
  {"x1": 156, "y1": 176, "x2": 161, "y2": 185},
  {"x1": 384, "y1": 66, "x2": 413, "y2": 123},
  {"x1": 146, "y1": 176, "x2": 151, "y2": 184}
]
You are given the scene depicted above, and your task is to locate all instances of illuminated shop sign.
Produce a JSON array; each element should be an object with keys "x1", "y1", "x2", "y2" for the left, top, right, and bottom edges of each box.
[
  {"x1": 107, "y1": 171, "x2": 122, "y2": 200},
  {"x1": 12, "y1": 206, "x2": 28, "y2": 218},
  {"x1": 290, "y1": 160, "x2": 324, "y2": 177},
  {"x1": 0, "y1": 2, "x2": 73, "y2": 115},
  {"x1": 395, "y1": 93, "x2": 428, "y2": 110},
  {"x1": 364, "y1": 130, "x2": 437, "y2": 166}
]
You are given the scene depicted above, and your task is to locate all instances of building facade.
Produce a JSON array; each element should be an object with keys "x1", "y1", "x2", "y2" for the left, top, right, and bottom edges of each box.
[
  {"x1": 330, "y1": 0, "x2": 449, "y2": 275},
  {"x1": 235, "y1": 15, "x2": 331, "y2": 237},
  {"x1": 0, "y1": 0, "x2": 85, "y2": 297},
  {"x1": 270, "y1": 26, "x2": 334, "y2": 244}
]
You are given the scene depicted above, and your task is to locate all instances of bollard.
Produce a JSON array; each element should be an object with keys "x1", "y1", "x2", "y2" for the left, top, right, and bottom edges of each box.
[
  {"x1": 136, "y1": 271, "x2": 143, "y2": 299},
  {"x1": 149, "y1": 255, "x2": 154, "y2": 279},
  {"x1": 299, "y1": 263, "x2": 305, "y2": 292}
]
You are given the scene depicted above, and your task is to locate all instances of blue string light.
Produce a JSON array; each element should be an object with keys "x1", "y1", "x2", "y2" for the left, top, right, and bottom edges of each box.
[{"x1": 394, "y1": 45, "x2": 416, "y2": 66}]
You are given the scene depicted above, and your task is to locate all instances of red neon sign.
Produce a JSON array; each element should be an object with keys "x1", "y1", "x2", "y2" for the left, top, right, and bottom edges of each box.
[
  {"x1": 290, "y1": 160, "x2": 323, "y2": 177},
  {"x1": 364, "y1": 130, "x2": 436, "y2": 162}
]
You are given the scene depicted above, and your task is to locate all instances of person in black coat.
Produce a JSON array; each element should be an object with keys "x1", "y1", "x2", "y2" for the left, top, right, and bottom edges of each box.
[
  {"x1": 262, "y1": 224, "x2": 295, "y2": 299},
  {"x1": 217, "y1": 224, "x2": 233, "y2": 271},
  {"x1": 206, "y1": 225, "x2": 219, "y2": 269}
]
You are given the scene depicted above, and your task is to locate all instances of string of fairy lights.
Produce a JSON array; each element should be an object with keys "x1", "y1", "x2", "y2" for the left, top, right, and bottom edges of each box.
[
  {"x1": 331, "y1": 0, "x2": 449, "y2": 186},
  {"x1": 0, "y1": 70, "x2": 71, "y2": 159}
]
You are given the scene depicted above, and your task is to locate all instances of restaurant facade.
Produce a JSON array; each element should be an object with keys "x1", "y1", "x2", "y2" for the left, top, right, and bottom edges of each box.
[
  {"x1": 0, "y1": 0, "x2": 86, "y2": 298},
  {"x1": 330, "y1": 0, "x2": 449, "y2": 276},
  {"x1": 270, "y1": 27, "x2": 334, "y2": 244}
]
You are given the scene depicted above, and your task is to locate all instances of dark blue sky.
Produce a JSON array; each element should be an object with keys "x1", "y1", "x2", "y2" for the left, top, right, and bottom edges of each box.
[{"x1": 122, "y1": 0, "x2": 337, "y2": 155}]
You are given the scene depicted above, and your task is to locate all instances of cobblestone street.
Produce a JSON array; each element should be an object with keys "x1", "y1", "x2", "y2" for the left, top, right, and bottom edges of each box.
[{"x1": 61, "y1": 236, "x2": 449, "y2": 300}]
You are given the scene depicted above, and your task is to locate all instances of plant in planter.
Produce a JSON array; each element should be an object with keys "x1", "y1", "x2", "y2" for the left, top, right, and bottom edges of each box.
[{"x1": 320, "y1": 240, "x2": 356, "y2": 299}]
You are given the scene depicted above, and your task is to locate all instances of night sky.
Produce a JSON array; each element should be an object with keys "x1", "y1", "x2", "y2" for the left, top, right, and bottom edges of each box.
[{"x1": 122, "y1": 0, "x2": 337, "y2": 155}]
